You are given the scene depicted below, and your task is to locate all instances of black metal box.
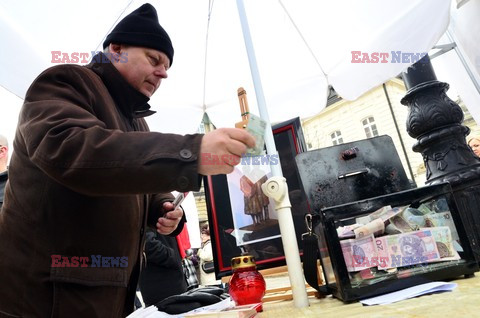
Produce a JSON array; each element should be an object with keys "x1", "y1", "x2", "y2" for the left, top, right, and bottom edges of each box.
[
  {"x1": 296, "y1": 136, "x2": 478, "y2": 302},
  {"x1": 316, "y1": 183, "x2": 478, "y2": 301}
]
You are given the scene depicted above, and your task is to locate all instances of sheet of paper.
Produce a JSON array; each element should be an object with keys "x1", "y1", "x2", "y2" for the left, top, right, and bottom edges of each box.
[
  {"x1": 360, "y1": 281, "x2": 457, "y2": 306},
  {"x1": 127, "y1": 298, "x2": 234, "y2": 318}
]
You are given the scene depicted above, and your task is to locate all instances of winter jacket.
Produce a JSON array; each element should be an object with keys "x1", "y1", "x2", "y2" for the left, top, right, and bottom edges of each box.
[{"x1": 0, "y1": 53, "x2": 203, "y2": 317}]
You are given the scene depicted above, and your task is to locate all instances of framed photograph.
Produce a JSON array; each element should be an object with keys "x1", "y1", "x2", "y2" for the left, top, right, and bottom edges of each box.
[{"x1": 204, "y1": 117, "x2": 310, "y2": 278}]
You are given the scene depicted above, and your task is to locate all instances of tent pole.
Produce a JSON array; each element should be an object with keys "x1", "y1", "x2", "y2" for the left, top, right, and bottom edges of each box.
[
  {"x1": 235, "y1": 1, "x2": 279, "y2": 174},
  {"x1": 236, "y1": 0, "x2": 309, "y2": 308}
]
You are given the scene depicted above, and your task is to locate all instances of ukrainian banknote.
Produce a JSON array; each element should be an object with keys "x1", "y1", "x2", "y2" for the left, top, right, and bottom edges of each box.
[
  {"x1": 424, "y1": 211, "x2": 459, "y2": 241},
  {"x1": 401, "y1": 207, "x2": 428, "y2": 228},
  {"x1": 423, "y1": 226, "x2": 461, "y2": 261},
  {"x1": 389, "y1": 214, "x2": 416, "y2": 233}
]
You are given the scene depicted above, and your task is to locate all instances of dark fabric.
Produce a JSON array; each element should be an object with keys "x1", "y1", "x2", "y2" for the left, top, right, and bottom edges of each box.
[
  {"x1": 201, "y1": 261, "x2": 215, "y2": 274},
  {"x1": 139, "y1": 229, "x2": 187, "y2": 306},
  {"x1": 302, "y1": 231, "x2": 328, "y2": 296},
  {"x1": 154, "y1": 287, "x2": 228, "y2": 314},
  {"x1": 0, "y1": 53, "x2": 202, "y2": 317},
  {"x1": 103, "y1": 3, "x2": 174, "y2": 65},
  {"x1": 0, "y1": 170, "x2": 7, "y2": 209},
  {"x1": 182, "y1": 258, "x2": 199, "y2": 290}
]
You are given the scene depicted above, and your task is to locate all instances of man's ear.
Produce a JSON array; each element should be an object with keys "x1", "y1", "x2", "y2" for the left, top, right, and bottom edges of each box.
[{"x1": 108, "y1": 43, "x2": 122, "y2": 62}]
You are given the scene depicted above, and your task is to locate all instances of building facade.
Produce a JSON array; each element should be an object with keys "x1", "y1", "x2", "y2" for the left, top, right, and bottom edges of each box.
[{"x1": 301, "y1": 79, "x2": 479, "y2": 186}]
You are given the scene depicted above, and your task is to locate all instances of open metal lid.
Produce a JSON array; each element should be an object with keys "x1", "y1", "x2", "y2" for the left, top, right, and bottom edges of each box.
[{"x1": 295, "y1": 135, "x2": 413, "y2": 213}]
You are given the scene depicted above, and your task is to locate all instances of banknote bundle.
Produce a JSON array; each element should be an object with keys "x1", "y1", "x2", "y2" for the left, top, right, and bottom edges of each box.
[
  {"x1": 340, "y1": 206, "x2": 407, "y2": 239},
  {"x1": 340, "y1": 227, "x2": 460, "y2": 273},
  {"x1": 338, "y1": 199, "x2": 463, "y2": 274},
  {"x1": 385, "y1": 206, "x2": 460, "y2": 244},
  {"x1": 351, "y1": 202, "x2": 460, "y2": 244}
]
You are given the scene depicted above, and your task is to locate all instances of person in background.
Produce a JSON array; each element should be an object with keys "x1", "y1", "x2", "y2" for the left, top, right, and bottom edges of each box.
[
  {"x1": 175, "y1": 223, "x2": 199, "y2": 291},
  {"x1": 467, "y1": 136, "x2": 480, "y2": 157},
  {"x1": 197, "y1": 223, "x2": 221, "y2": 286},
  {"x1": 0, "y1": 134, "x2": 8, "y2": 210},
  {"x1": 183, "y1": 248, "x2": 199, "y2": 290},
  {"x1": 0, "y1": 3, "x2": 255, "y2": 317},
  {"x1": 139, "y1": 227, "x2": 187, "y2": 307}
]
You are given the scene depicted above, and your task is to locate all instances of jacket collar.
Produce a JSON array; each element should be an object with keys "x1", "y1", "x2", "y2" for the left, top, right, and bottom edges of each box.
[{"x1": 86, "y1": 53, "x2": 156, "y2": 119}]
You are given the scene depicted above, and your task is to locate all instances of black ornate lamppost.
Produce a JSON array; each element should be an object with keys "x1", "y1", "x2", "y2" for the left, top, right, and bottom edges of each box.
[{"x1": 401, "y1": 54, "x2": 480, "y2": 261}]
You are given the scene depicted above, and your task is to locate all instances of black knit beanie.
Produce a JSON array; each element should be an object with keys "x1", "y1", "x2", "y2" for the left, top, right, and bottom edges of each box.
[{"x1": 103, "y1": 3, "x2": 174, "y2": 65}]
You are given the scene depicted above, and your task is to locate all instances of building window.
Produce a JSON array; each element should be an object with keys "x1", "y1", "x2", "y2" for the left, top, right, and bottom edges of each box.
[
  {"x1": 330, "y1": 130, "x2": 343, "y2": 145},
  {"x1": 362, "y1": 116, "x2": 378, "y2": 138}
]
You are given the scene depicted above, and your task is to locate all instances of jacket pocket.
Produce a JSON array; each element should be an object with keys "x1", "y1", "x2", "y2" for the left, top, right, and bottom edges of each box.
[
  {"x1": 50, "y1": 266, "x2": 128, "y2": 287},
  {"x1": 49, "y1": 267, "x2": 128, "y2": 318}
]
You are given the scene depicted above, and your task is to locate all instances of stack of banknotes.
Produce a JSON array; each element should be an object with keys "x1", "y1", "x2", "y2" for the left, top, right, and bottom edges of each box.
[{"x1": 337, "y1": 201, "x2": 461, "y2": 273}]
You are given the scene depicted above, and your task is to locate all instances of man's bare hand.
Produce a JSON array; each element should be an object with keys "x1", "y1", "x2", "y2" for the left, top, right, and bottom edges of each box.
[
  {"x1": 156, "y1": 201, "x2": 183, "y2": 235},
  {"x1": 199, "y1": 128, "x2": 255, "y2": 175}
]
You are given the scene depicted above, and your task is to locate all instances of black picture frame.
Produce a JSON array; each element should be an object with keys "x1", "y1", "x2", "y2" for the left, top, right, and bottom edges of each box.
[{"x1": 204, "y1": 117, "x2": 309, "y2": 278}]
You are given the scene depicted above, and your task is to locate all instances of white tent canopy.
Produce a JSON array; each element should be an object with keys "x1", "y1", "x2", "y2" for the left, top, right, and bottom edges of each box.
[{"x1": 0, "y1": 0, "x2": 462, "y2": 139}]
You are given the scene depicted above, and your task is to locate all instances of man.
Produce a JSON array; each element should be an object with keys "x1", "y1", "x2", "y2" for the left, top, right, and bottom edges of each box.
[
  {"x1": 0, "y1": 3, "x2": 254, "y2": 317},
  {"x1": 0, "y1": 134, "x2": 8, "y2": 209}
]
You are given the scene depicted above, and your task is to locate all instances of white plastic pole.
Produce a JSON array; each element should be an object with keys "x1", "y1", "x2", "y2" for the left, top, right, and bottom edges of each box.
[{"x1": 236, "y1": 0, "x2": 309, "y2": 308}]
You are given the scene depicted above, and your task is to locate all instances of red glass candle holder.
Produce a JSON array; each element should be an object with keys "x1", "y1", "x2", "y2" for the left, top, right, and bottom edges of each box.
[{"x1": 228, "y1": 255, "x2": 266, "y2": 312}]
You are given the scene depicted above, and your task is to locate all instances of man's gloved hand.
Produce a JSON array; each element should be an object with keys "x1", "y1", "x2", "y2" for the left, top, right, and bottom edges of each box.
[{"x1": 154, "y1": 286, "x2": 229, "y2": 314}]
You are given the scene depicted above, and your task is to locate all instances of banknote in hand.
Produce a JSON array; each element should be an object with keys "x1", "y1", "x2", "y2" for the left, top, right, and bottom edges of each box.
[{"x1": 245, "y1": 113, "x2": 267, "y2": 156}]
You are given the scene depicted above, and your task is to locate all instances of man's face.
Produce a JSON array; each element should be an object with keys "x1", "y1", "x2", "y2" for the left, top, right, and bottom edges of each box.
[
  {"x1": 111, "y1": 45, "x2": 170, "y2": 97},
  {"x1": 469, "y1": 138, "x2": 480, "y2": 157},
  {"x1": 0, "y1": 145, "x2": 8, "y2": 171}
]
